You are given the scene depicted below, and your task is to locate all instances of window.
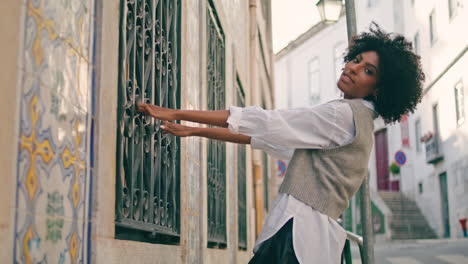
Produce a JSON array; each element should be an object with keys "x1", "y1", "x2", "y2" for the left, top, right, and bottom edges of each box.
[
  {"x1": 367, "y1": 0, "x2": 379, "y2": 8},
  {"x1": 448, "y1": 0, "x2": 459, "y2": 19},
  {"x1": 418, "y1": 182, "x2": 423, "y2": 194},
  {"x1": 429, "y1": 9, "x2": 437, "y2": 45},
  {"x1": 115, "y1": 0, "x2": 181, "y2": 243},
  {"x1": 413, "y1": 32, "x2": 420, "y2": 55},
  {"x1": 454, "y1": 81, "x2": 465, "y2": 126},
  {"x1": 207, "y1": 0, "x2": 227, "y2": 248},
  {"x1": 415, "y1": 119, "x2": 422, "y2": 153},
  {"x1": 433, "y1": 104, "x2": 440, "y2": 137},
  {"x1": 308, "y1": 58, "x2": 320, "y2": 105},
  {"x1": 334, "y1": 42, "x2": 347, "y2": 97},
  {"x1": 236, "y1": 78, "x2": 247, "y2": 250},
  {"x1": 400, "y1": 115, "x2": 410, "y2": 147}
]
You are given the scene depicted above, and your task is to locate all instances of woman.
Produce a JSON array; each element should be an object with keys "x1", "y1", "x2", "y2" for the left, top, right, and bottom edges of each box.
[{"x1": 138, "y1": 24, "x2": 425, "y2": 263}]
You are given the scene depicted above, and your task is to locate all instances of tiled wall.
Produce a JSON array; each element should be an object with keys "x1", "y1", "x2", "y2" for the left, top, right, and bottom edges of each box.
[{"x1": 14, "y1": 0, "x2": 95, "y2": 263}]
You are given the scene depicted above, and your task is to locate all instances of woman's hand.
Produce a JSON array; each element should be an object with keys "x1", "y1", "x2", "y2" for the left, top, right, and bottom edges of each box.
[
  {"x1": 137, "y1": 103, "x2": 178, "y2": 121},
  {"x1": 160, "y1": 121, "x2": 195, "y2": 137}
]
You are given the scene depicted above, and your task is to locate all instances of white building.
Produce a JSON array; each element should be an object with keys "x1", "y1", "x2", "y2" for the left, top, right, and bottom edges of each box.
[{"x1": 275, "y1": 0, "x2": 468, "y2": 239}]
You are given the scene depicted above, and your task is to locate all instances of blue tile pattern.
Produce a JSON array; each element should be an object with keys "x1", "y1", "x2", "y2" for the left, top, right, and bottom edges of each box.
[{"x1": 14, "y1": 0, "x2": 95, "y2": 263}]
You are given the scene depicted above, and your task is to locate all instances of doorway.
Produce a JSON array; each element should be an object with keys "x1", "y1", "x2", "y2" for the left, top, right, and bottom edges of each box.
[
  {"x1": 375, "y1": 129, "x2": 390, "y2": 190},
  {"x1": 439, "y1": 172, "x2": 451, "y2": 238}
]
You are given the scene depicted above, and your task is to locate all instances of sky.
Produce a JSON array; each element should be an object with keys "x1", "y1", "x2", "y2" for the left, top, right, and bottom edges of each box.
[{"x1": 272, "y1": 0, "x2": 321, "y2": 53}]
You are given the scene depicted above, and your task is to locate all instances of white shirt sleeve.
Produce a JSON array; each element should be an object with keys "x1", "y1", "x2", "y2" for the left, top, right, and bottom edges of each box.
[{"x1": 226, "y1": 100, "x2": 356, "y2": 160}]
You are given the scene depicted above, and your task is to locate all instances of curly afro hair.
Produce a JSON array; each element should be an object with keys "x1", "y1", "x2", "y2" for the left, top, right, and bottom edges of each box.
[{"x1": 344, "y1": 23, "x2": 425, "y2": 124}]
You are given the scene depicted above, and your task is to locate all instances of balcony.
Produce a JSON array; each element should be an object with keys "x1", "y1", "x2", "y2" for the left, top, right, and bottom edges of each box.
[{"x1": 425, "y1": 136, "x2": 444, "y2": 164}]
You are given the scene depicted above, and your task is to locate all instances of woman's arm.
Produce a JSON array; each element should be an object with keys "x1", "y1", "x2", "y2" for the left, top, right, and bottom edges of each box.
[
  {"x1": 138, "y1": 103, "x2": 230, "y2": 127},
  {"x1": 177, "y1": 110, "x2": 230, "y2": 127},
  {"x1": 160, "y1": 121, "x2": 251, "y2": 144}
]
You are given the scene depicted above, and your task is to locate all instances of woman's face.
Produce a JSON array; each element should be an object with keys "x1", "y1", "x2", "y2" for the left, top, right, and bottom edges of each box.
[{"x1": 337, "y1": 51, "x2": 380, "y2": 99}]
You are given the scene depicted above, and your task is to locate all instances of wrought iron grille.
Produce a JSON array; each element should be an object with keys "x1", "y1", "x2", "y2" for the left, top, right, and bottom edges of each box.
[
  {"x1": 236, "y1": 79, "x2": 247, "y2": 250},
  {"x1": 115, "y1": 0, "x2": 181, "y2": 243},
  {"x1": 207, "y1": 0, "x2": 227, "y2": 247}
]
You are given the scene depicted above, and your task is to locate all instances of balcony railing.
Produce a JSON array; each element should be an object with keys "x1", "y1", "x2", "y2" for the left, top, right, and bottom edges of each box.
[{"x1": 425, "y1": 136, "x2": 444, "y2": 164}]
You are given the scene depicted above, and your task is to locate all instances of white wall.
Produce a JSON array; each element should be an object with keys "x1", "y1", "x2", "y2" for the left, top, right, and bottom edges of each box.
[{"x1": 275, "y1": 17, "x2": 347, "y2": 109}]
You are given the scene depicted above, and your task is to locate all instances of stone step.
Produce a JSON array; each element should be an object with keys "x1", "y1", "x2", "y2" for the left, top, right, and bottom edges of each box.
[
  {"x1": 390, "y1": 215, "x2": 432, "y2": 222},
  {"x1": 378, "y1": 191, "x2": 437, "y2": 240},
  {"x1": 389, "y1": 210, "x2": 426, "y2": 216},
  {"x1": 378, "y1": 191, "x2": 405, "y2": 197},
  {"x1": 384, "y1": 201, "x2": 419, "y2": 206},
  {"x1": 390, "y1": 222, "x2": 434, "y2": 230},
  {"x1": 390, "y1": 220, "x2": 432, "y2": 226},
  {"x1": 391, "y1": 232, "x2": 437, "y2": 239},
  {"x1": 386, "y1": 205, "x2": 421, "y2": 212},
  {"x1": 391, "y1": 230, "x2": 436, "y2": 238}
]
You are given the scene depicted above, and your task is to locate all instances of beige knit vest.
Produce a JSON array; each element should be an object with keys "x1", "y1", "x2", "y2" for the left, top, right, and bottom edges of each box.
[{"x1": 278, "y1": 99, "x2": 375, "y2": 220}]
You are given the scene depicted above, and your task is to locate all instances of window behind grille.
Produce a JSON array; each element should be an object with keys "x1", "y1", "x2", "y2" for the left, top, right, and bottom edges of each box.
[
  {"x1": 206, "y1": 0, "x2": 227, "y2": 248},
  {"x1": 115, "y1": 0, "x2": 181, "y2": 244}
]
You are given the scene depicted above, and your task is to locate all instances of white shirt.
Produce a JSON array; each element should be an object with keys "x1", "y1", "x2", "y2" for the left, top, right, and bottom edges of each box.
[{"x1": 227, "y1": 99, "x2": 375, "y2": 264}]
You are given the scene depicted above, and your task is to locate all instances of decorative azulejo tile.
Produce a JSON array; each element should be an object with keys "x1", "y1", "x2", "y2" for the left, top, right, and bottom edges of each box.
[
  {"x1": 26, "y1": 0, "x2": 94, "y2": 62},
  {"x1": 22, "y1": 0, "x2": 94, "y2": 112},
  {"x1": 14, "y1": 0, "x2": 96, "y2": 263},
  {"x1": 15, "y1": 83, "x2": 92, "y2": 263},
  {"x1": 14, "y1": 211, "x2": 89, "y2": 264}
]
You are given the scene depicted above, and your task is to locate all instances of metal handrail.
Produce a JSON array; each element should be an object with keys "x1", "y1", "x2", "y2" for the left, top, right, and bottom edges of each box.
[
  {"x1": 346, "y1": 231, "x2": 363, "y2": 245},
  {"x1": 340, "y1": 174, "x2": 375, "y2": 264},
  {"x1": 341, "y1": 231, "x2": 364, "y2": 264}
]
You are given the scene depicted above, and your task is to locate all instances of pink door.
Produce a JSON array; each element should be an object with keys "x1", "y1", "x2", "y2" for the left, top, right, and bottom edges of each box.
[{"x1": 375, "y1": 129, "x2": 390, "y2": 190}]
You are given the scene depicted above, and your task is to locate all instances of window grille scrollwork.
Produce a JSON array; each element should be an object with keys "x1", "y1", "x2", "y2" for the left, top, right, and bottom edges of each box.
[
  {"x1": 116, "y1": 0, "x2": 181, "y2": 243},
  {"x1": 207, "y1": 0, "x2": 227, "y2": 247}
]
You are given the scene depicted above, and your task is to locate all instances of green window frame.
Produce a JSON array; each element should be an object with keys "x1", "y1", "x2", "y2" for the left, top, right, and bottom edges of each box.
[
  {"x1": 115, "y1": 0, "x2": 181, "y2": 244},
  {"x1": 236, "y1": 77, "x2": 247, "y2": 250},
  {"x1": 206, "y1": 0, "x2": 227, "y2": 248}
]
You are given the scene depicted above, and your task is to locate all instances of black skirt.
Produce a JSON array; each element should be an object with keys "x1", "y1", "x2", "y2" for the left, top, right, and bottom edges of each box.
[{"x1": 248, "y1": 218, "x2": 300, "y2": 264}]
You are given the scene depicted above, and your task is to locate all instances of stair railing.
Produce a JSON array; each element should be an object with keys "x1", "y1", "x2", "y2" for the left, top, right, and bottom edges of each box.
[
  {"x1": 341, "y1": 174, "x2": 375, "y2": 264},
  {"x1": 341, "y1": 231, "x2": 363, "y2": 264}
]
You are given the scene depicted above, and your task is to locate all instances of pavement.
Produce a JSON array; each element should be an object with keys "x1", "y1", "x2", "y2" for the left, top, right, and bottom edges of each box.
[{"x1": 349, "y1": 238, "x2": 468, "y2": 264}]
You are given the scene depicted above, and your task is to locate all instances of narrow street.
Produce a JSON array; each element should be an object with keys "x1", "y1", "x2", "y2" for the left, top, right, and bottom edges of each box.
[{"x1": 351, "y1": 239, "x2": 468, "y2": 264}]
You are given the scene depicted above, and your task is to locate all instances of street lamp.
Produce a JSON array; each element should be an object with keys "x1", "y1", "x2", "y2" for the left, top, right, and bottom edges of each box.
[
  {"x1": 315, "y1": 2, "x2": 375, "y2": 263},
  {"x1": 315, "y1": 0, "x2": 343, "y2": 23}
]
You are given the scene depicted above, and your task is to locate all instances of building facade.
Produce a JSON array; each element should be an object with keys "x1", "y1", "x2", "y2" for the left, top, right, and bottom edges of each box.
[
  {"x1": 0, "y1": 0, "x2": 276, "y2": 263},
  {"x1": 398, "y1": 0, "x2": 468, "y2": 239},
  {"x1": 275, "y1": 0, "x2": 468, "y2": 239}
]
